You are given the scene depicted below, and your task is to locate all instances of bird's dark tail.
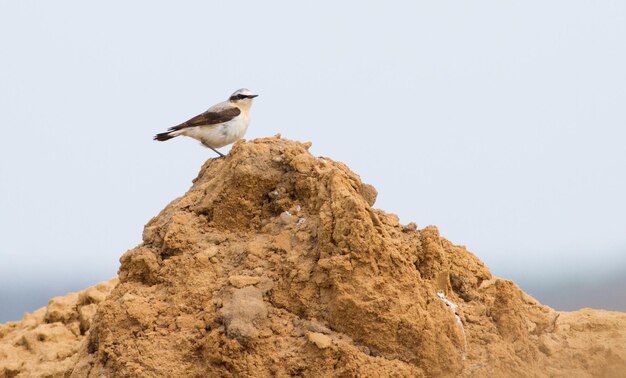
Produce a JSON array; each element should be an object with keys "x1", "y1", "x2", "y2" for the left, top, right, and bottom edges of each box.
[{"x1": 154, "y1": 132, "x2": 175, "y2": 142}]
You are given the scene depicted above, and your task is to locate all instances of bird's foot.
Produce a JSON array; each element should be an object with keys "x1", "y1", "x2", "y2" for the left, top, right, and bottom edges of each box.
[{"x1": 208, "y1": 146, "x2": 226, "y2": 158}]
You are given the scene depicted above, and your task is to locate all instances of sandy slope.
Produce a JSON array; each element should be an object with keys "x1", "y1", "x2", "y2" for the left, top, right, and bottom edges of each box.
[{"x1": 1, "y1": 137, "x2": 625, "y2": 377}]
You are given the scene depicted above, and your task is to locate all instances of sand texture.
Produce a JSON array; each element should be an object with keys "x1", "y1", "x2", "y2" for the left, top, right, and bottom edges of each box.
[{"x1": 2, "y1": 136, "x2": 625, "y2": 377}]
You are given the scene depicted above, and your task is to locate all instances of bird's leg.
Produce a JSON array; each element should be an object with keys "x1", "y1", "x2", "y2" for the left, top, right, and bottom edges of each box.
[{"x1": 208, "y1": 146, "x2": 225, "y2": 158}]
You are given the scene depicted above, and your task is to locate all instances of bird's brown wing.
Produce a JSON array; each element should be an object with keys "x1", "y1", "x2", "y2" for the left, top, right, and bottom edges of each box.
[{"x1": 168, "y1": 107, "x2": 241, "y2": 131}]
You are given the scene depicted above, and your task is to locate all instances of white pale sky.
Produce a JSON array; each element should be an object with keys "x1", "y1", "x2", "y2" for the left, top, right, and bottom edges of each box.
[{"x1": 1, "y1": 1, "x2": 625, "y2": 321}]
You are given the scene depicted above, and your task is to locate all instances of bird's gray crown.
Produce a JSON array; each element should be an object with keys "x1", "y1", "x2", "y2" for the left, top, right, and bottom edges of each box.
[{"x1": 229, "y1": 88, "x2": 258, "y2": 101}]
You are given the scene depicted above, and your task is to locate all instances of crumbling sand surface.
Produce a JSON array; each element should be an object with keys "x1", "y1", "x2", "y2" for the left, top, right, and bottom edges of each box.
[
  {"x1": 2, "y1": 136, "x2": 626, "y2": 377},
  {"x1": 0, "y1": 279, "x2": 117, "y2": 377}
]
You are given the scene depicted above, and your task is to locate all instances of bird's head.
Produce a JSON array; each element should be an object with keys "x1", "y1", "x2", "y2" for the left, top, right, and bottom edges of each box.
[{"x1": 229, "y1": 88, "x2": 258, "y2": 110}]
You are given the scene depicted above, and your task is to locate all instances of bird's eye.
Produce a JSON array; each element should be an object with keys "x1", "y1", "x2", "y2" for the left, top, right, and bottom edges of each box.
[{"x1": 237, "y1": 94, "x2": 246, "y2": 99}]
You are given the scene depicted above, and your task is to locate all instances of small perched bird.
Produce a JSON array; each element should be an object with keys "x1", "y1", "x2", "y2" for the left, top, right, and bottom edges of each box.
[{"x1": 154, "y1": 88, "x2": 258, "y2": 157}]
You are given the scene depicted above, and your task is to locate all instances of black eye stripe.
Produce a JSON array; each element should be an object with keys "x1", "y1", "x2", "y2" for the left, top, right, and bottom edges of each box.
[{"x1": 230, "y1": 93, "x2": 252, "y2": 101}]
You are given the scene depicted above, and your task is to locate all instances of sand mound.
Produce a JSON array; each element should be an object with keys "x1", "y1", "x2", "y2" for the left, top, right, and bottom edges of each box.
[
  {"x1": 2, "y1": 136, "x2": 626, "y2": 377},
  {"x1": 0, "y1": 279, "x2": 116, "y2": 377}
]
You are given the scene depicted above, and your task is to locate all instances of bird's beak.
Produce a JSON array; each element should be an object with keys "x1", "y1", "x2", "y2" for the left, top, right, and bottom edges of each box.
[{"x1": 249, "y1": 94, "x2": 258, "y2": 98}]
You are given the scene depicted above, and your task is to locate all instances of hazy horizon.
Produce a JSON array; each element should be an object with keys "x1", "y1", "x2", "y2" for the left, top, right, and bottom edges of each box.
[{"x1": 1, "y1": 1, "x2": 625, "y2": 322}]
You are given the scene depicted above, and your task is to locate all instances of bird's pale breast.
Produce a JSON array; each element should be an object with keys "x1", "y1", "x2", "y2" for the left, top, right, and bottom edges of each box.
[{"x1": 183, "y1": 114, "x2": 249, "y2": 148}]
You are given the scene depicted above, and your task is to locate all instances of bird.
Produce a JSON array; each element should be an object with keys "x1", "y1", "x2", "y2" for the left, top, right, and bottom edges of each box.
[{"x1": 154, "y1": 88, "x2": 258, "y2": 157}]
